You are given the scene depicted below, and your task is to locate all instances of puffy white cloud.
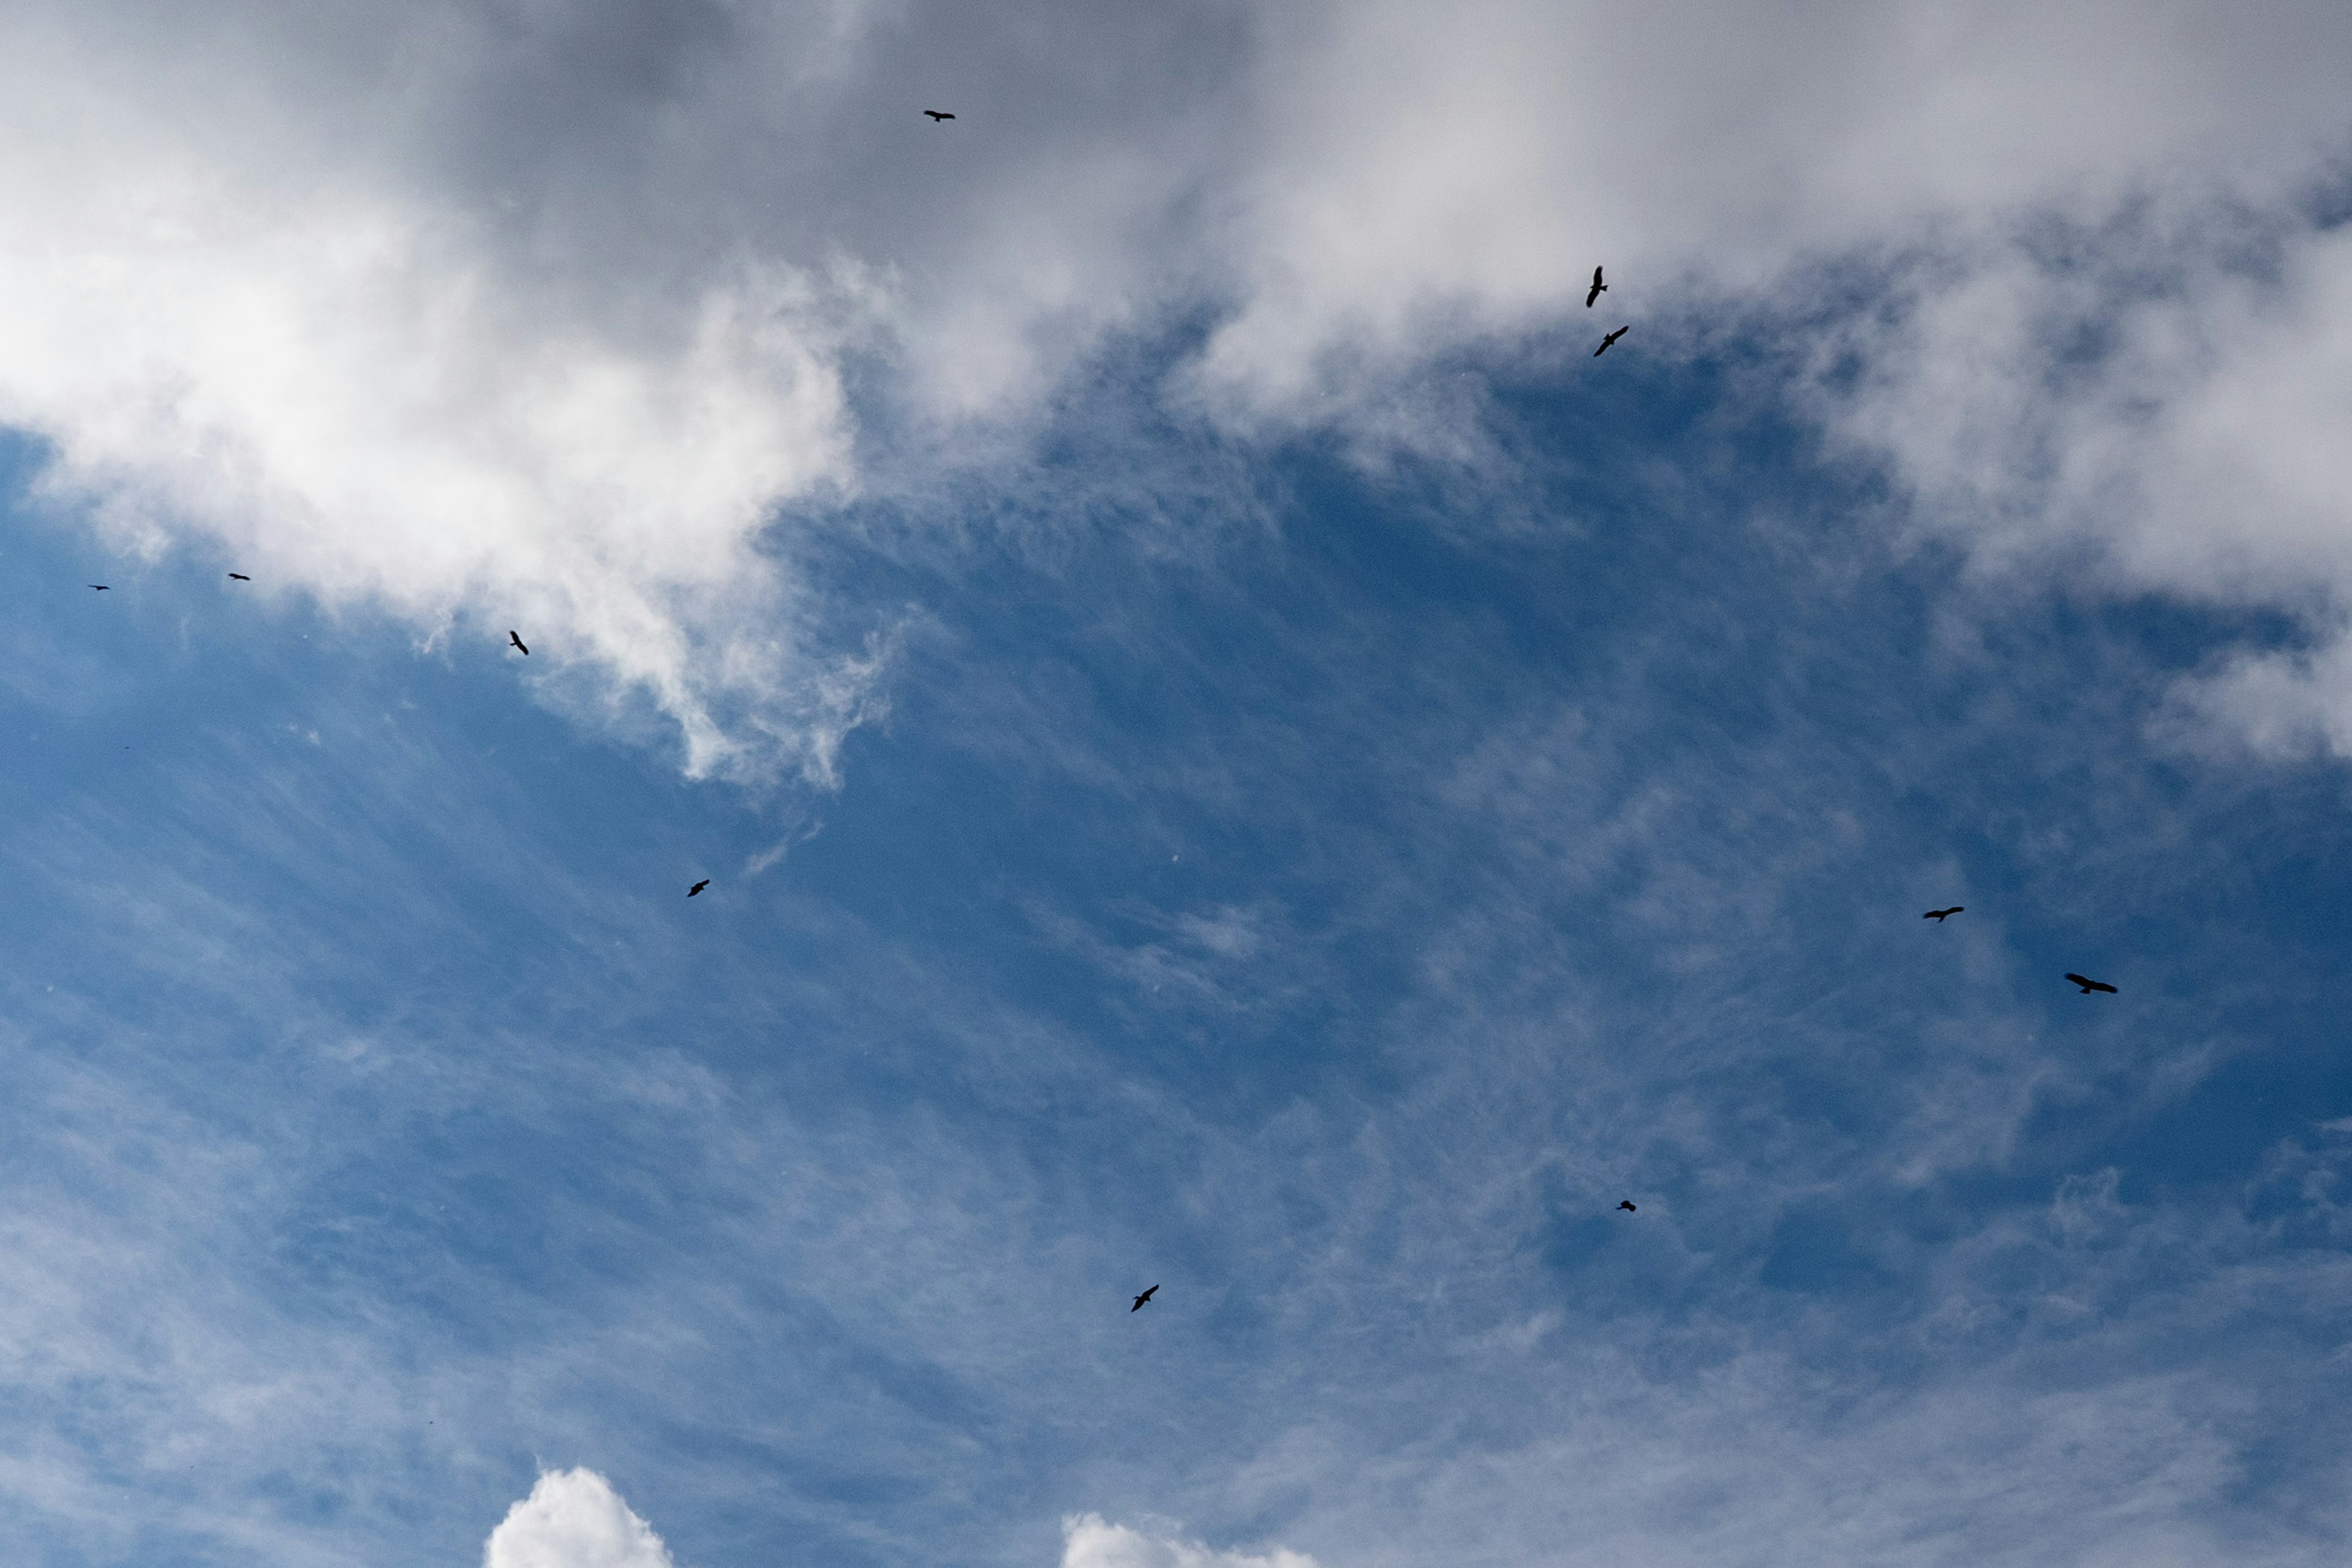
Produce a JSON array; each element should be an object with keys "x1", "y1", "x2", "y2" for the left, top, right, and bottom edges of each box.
[
  {"x1": 483, "y1": 1469, "x2": 676, "y2": 1568},
  {"x1": 1062, "y1": 1513, "x2": 1324, "y2": 1568},
  {"x1": 1814, "y1": 208, "x2": 2352, "y2": 758},
  {"x1": 3, "y1": 0, "x2": 2351, "y2": 773}
]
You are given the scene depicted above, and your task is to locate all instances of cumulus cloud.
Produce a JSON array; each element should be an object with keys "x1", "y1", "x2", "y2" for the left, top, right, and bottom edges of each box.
[
  {"x1": 1813, "y1": 205, "x2": 2352, "y2": 758},
  {"x1": 1062, "y1": 1514, "x2": 1323, "y2": 1568},
  {"x1": 3, "y1": 0, "x2": 2351, "y2": 773},
  {"x1": 483, "y1": 1469, "x2": 676, "y2": 1568}
]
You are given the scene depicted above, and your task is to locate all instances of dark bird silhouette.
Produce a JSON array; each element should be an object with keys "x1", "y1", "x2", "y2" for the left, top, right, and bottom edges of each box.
[
  {"x1": 227, "y1": 573, "x2": 250, "y2": 581},
  {"x1": 1617, "y1": 1200, "x2": 1637, "y2": 1212},
  {"x1": 508, "y1": 630, "x2": 529, "y2": 656},
  {"x1": 924, "y1": 110, "x2": 954, "y2": 122},
  {"x1": 1594, "y1": 326, "x2": 1628, "y2": 356},
  {"x1": 2065, "y1": 973, "x2": 2117, "y2": 995},
  {"x1": 1130, "y1": 1285, "x2": 1158, "y2": 1312},
  {"x1": 1923, "y1": 907, "x2": 1964, "y2": 921},
  {"x1": 688, "y1": 880, "x2": 710, "y2": 897},
  {"x1": 88, "y1": 584, "x2": 109, "y2": 591},
  {"x1": 1586, "y1": 266, "x2": 1607, "y2": 307}
]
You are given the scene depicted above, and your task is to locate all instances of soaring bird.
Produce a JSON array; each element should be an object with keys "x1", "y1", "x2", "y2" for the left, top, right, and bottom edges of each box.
[
  {"x1": 1923, "y1": 907, "x2": 1964, "y2": 921},
  {"x1": 88, "y1": 584, "x2": 110, "y2": 591},
  {"x1": 508, "y1": 630, "x2": 529, "y2": 656},
  {"x1": 1617, "y1": 1200, "x2": 1637, "y2": 1212},
  {"x1": 924, "y1": 110, "x2": 954, "y2": 122},
  {"x1": 1594, "y1": 326, "x2": 1628, "y2": 356},
  {"x1": 227, "y1": 573, "x2": 250, "y2": 581},
  {"x1": 1131, "y1": 1284, "x2": 1158, "y2": 1312},
  {"x1": 2065, "y1": 973, "x2": 2117, "y2": 995},
  {"x1": 1586, "y1": 266, "x2": 1607, "y2": 307},
  {"x1": 688, "y1": 880, "x2": 710, "y2": 897}
]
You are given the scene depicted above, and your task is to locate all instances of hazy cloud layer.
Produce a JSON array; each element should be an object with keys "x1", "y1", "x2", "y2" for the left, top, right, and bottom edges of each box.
[{"x1": 3, "y1": 1, "x2": 2351, "y2": 775}]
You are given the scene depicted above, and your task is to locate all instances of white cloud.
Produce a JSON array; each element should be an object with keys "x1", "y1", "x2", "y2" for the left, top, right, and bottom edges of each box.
[
  {"x1": 4, "y1": 0, "x2": 2352, "y2": 774},
  {"x1": 483, "y1": 1469, "x2": 676, "y2": 1568},
  {"x1": 1814, "y1": 208, "x2": 2352, "y2": 760},
  {"x1": 1062, "y1": 1513, "x2": 1324, "y2": 1568}
]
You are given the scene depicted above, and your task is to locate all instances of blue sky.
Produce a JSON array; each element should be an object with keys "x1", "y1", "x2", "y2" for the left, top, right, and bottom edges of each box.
[{"x1": 6, "y1": 6, "x2": 2352, "y2": 1567}]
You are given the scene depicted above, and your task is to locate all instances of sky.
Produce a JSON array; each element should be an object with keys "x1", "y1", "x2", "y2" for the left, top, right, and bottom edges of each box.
[{"x1": 4, "y1": 2, "x2": 2352, "y2": 1565}]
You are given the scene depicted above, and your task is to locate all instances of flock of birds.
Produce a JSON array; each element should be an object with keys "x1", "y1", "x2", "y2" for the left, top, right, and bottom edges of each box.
[{"x1": 78, "y1": 122, "x2": 2120, "y2": 1317}]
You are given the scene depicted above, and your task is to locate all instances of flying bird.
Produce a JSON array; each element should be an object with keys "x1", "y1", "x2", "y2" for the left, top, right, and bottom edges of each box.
[
  {"x1": 227, "y1": 573, "x2": 250, "y2": 581},
  {"x1": 1593, "y1": 326, "x2": 1628, "y2": 356},
  {"x1": 688, "y1": 880, "x2": 710, "y2": 897},
  {"x1": 2065, "y1": 973, "x2": 2117, "y2": 995},
  {"x1": 1130, "y1": 1285, "x2": 1158, "y2": 1312},
  {"x1": 1618, "y1": 1200, "x2": 1637, "y2": 1212},
  {"x1": 88, "y1": 584, "x2": 110, "y2": 591},
  {"x1": 924, "y1": 110, "x2": 954, "y2": 121},
  {"x1": 1586, "y1": 266, "x2": 1607, "y2": 307},
  {"x1": 508, "y1": 631, "x2": 529, "y2": 656},
  {"x1": 1923, "y1": 907, "x2": 1964, "y2": 921}
]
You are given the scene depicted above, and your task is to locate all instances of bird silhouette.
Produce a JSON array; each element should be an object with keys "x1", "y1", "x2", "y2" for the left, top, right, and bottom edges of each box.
[
  {"x1": 2065, "y1": 973, "x2": 2117, "y2": 995},
  {"x1": 508, "y1": 631, "x2": 529, "y2": 656},
  {"x1": 1131, "y1": 1284, "x2": 1158, "y2": 1311},
  {"x1": 1618, "y1": 1200, "x2": 1637, "y2": 1212},
  {"x1": 88, "y1": 584, "x2": 110, "y2": 591},
  {"x1": 1586, "y1": 266, "x2": 1607, "y2": 307},
  {"x1": 1594, "y1": 326, "x2": 1628, "y2": 356},
  {"x1": 1923, "y1": 907, "x2": 1964, "y2": 921},
  {"x1": 924, "y1": 110, "x2": 954, "y2": 121},
  {"x1": 227, "y1": 573, "x2": 250, "y2": 581},
  {"x1": 688, "y1": 880, "x2": 710, "y2": 897}
]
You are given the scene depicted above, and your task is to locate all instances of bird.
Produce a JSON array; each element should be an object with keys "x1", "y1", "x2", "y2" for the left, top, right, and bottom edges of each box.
[
  {"x1": 924, "y1": 110, "x2": 954, "y2": 122},
  {"x1": 1594, "y1": 326, "x2": 1628, "y2": 356},
  {"x1": 2065, "y1": 973, "x2": 2117, "y2": 995},
  {"x1": 1131, "y1": 1284, "x2": 1158, "y2": 1311},
  {"x1": 508, "y1": 631, "x2": 529, "y2": 656},
  {"x1": 227, "y1": 573, "x2": 250, "y2": 581},
  {"x1": 1617, "y1": 1200, "x2": 1637, "y2": 1212},
  {"x1": 1923, "y1": 907, "x2": 1964, "y2": 921},
  {"x1": 88, "y1": 584, "x2": 109, "y2": 591},
  {"x1": 687, "y1": 880, "x2": 710, "y2": 897},
  {"x1": 1586, "y1": 266, "x2": 1607, "y2": 307}
]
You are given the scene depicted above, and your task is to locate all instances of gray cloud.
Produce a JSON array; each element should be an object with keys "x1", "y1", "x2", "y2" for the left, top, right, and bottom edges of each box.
[{"x1": 5, "y1": 1, "x2": 2351, "y2": 776}]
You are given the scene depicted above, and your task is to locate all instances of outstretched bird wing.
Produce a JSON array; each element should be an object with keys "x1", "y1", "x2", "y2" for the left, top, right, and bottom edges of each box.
[{"x1": 228, "y1": 573, "x2": 250, "y2": 581}]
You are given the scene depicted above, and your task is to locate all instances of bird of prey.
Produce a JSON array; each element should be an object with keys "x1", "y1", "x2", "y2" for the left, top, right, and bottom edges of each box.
[
  {"x1": 1594, "y1": 326, "x2": 1628, "y2": 356},
  {"x1": 1618, "y1": 1200, "x2": 1637, "y2": 1212},
  {"x1": 924, "y1": 110, "x2": 954, "y2": 121},
  {"x1": 1131, "y1": 1285, "x2": 1158, "y2": 1311},
  {"x1": 1586, "y1": 266, "x2": 1607, "y2": 307},
  {"x1": 1923, "y1": 907, "x2": 1964, "y2": 921},
  {"x1": 88, "y1": 584, "x2": 110, "y2": 591},
  {"x1": 508, "y1": 631, "x2": 529, "y2": 656},
  {"x1": 688, "y1": 880, "x2": 710, "y2": 897},
  {"x1": 2065, "y1": 973, "x2": 2117, "y2": 995},
  {"x1": 227, "y1": 573, "x2": 250, "y2": 581}
]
